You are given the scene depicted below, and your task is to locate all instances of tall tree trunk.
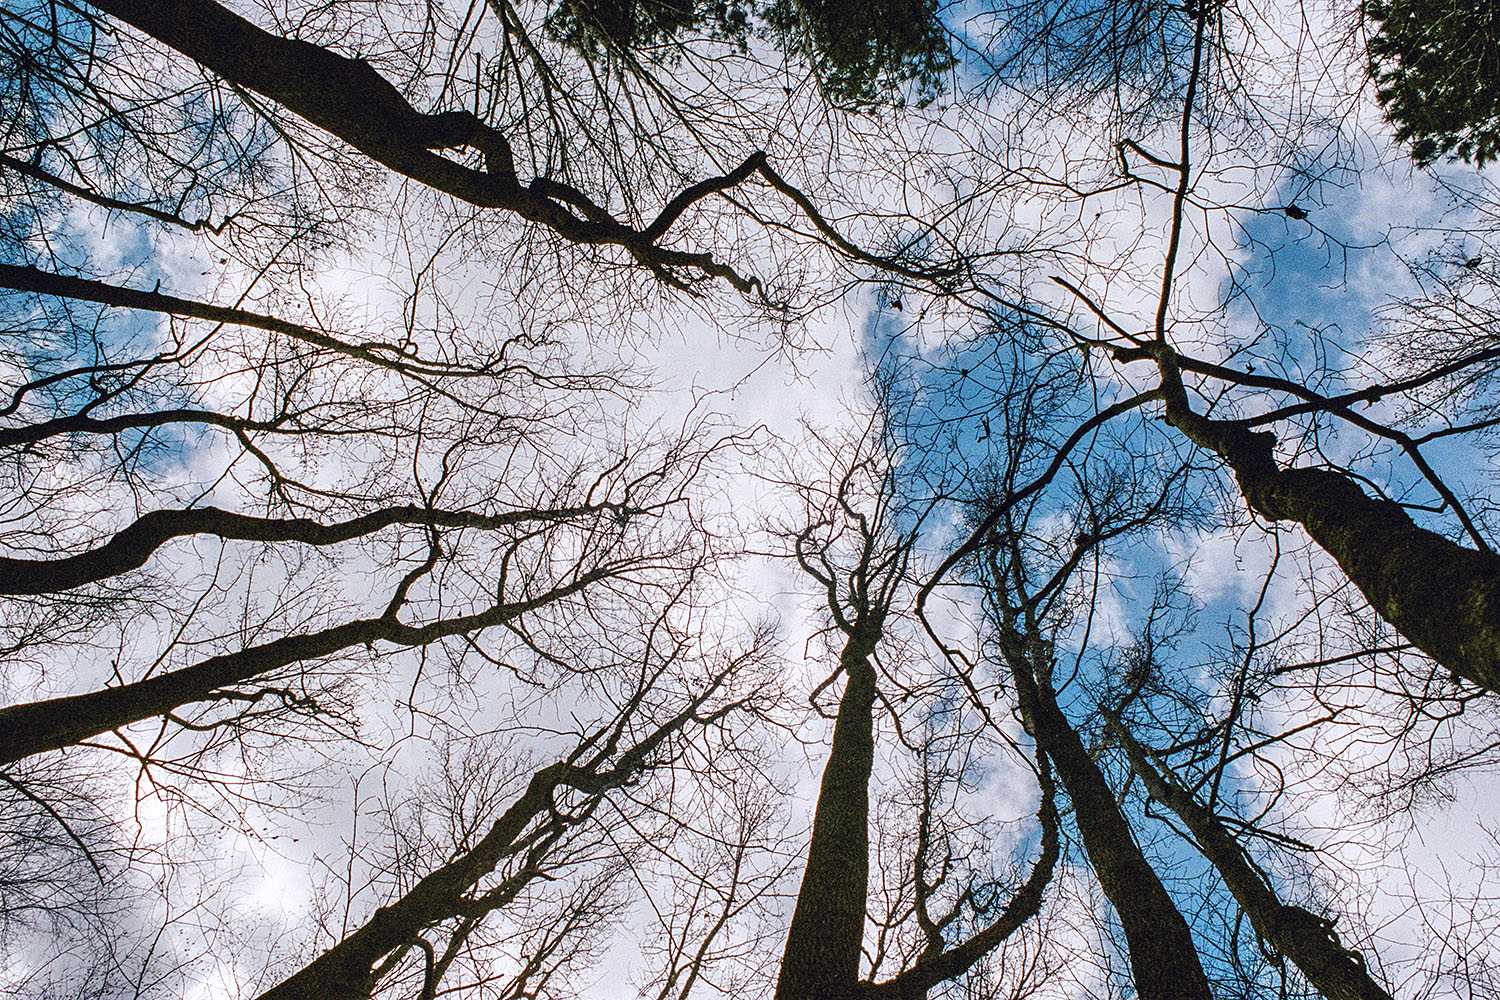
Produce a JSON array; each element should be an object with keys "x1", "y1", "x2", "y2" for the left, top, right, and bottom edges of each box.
[
  {"x1": 776, "y1": 635, "x2": 879, "y2": 1000},
  {"x1": 1004, "y1": 632, "x2": 1214, "y2": 1000},
  {"x1": 1104, "y1": 712, "x2": 1394, "y2": 1000},
  {"x1": 1157, "y1": 360, "x2": 1500, "y2": 693}
]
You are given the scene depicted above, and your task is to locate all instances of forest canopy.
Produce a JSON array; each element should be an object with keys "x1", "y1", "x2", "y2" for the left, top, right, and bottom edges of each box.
[
  {"x1": 1366, "y1": 0, "x2": 1500, "y2": 164},
  {"x1": 2, "y1": 1, "x2": 1500, "y2": 999}
]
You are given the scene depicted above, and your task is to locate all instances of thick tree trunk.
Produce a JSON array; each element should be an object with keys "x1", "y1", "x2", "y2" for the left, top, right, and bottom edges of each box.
[
  {"x1": 1158, "y1": 368, "x2": 1500, "y2": 694},
  {"x1": 1106, "y1": 713, "x2": 1394, "y2": 1000},
  {"x1": 1005, "y1": 634, "x2": 1214, "y2": 1000},
  {"x1": 776, "y1": 636, "x2": 879, "y2": 1000}
]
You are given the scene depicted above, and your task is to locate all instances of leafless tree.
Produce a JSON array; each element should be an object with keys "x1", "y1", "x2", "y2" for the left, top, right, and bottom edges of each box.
[
  {"x1": 8, "y1": 0, "x2": 1500, "y2": 998},
  {"x1": 762, "y1": 417, "x2": 1059, "y2": 1000}
]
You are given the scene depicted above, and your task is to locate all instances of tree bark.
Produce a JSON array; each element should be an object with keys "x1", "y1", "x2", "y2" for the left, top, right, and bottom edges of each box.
[
  {"x1": 1155, "y1": 357, "x2": 1500, "y2": 694},
  {"x1": 776, "y1": 634, "x2": 879, "y2": 1000},
  {"x1": 1105, "y1": 712, "x2": 1395, "y2": 1000},
  {"x1": 1004, "y1": 633, "x2": 1214, "y2": 1000},
  {"x1": 0, "y1": 617, "x2": 389, "y2": 764}
]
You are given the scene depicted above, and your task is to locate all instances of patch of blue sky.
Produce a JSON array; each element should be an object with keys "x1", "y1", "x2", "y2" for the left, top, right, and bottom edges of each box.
[
  {"x1": 829, "y1": 25, "x2": 1478, "y2": 987},
  {"x1": 866, "y1": 297, "x2": 1233, "y2": 706},
  {"x1": 1226, "y1": 225, "x2": 1389, "y2": 364},
  {"x1": 2, "y1": 212, "x2": 215, "y2": 480},
  {"x1": 1223, "y1": 157, "x2": 1500, "y2": 532},
  {"x1": 1220, "y1": 144, "x2": 1498, "y2": 377},
  {"x1": 950, "y1": 0, "x2": 1200, "y2": 101},
  {"x1": 0, "y1": 207, "x2": 33, "y2": 267}
]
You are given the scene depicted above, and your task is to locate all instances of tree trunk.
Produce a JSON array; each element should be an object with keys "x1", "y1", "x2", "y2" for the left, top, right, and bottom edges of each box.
[
  {"x1": 1105, "y1": 712, "x2": 1394, "y2": 1000},
  {"x1": 776, "y1": 636, "x2": 879, "y2": 1000},
  {"x1": 256, "y1": 763, "x2": 567, "y2": 1000},
  {"x1": 1005, "y1": 634, "x2": 1214, "y2": 1000},
  {"x1": 1159, "y1": 368, "x2": 1500, "y2": 694}
]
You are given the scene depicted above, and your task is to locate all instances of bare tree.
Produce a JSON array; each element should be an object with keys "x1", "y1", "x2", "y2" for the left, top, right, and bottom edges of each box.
[
  {"x1": 767, "y1": 419, "x2": 1059, "y2": 1000},
  {"x1": 8, "y1": 0, "x2": 1500, "y2": 997}
]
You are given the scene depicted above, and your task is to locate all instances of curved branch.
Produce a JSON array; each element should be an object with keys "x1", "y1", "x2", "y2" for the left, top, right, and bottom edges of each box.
[
  {"x1": 85, "y1": 0, "x2": 761, "y2": 289},
  {"x1": 0, "y1": 407, "x2": 290, "y2": 450},
  {"x1": 863, "y1": 757, "x2": 1058, "y2": 1000},
  {"x1": 0, "y1": 264, "x2": 476, "y2": 377},
  {"x1": 0, "y1": 152, "x2": 237, "y2": 233},
  {"x1": 1117, "y1": 343, "x2": 1492, "y2": 551}
]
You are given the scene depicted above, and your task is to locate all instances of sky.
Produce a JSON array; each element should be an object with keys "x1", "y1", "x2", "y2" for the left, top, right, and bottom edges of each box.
[{"x1": 4, "y1": 0, "x2": 1500, "y2": 998}]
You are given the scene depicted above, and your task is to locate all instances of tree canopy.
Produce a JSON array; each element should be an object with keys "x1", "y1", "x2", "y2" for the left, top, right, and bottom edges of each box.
[
  {"x1": 1366, "y1": 0, "x2": 1500, "y2": 164},
  {"x1": 3, "y1": 0, "x2": 1500, "y2": 999}
]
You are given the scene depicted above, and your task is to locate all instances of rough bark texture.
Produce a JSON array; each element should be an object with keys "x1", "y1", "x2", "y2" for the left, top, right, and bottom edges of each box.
[
  {"x1": 776, "y1": 635, "x2": 879, "y2": 1000},
  {"x1": 1005, "y1": 634, "x2": 1214, "y2": 1000},
  {"x1": 1107, "y1": 714, "x2": 1395, "y2": 1000},
  {"x1": 1158, "y1": 364, "x2": 1500, "y2": 694}
]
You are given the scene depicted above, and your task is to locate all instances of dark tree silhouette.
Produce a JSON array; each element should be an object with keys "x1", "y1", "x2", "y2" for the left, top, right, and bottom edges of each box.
[
  {"x1": 1366, "y1": 0, "x2": 1500, "y2": 164},
  {"x1": 773, "y1": 424, "x2": 1058, "y2": 1000}
]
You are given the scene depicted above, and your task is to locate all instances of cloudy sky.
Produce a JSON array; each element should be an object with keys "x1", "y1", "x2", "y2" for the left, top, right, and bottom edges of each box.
[{"x1": 4, "y1": 0, "x2": 1500, "y2": 997}]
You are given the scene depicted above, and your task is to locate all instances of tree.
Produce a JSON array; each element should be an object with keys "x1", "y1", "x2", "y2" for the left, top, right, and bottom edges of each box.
[
  {"x1": 1366, "y1": 0, "x2": 1500, "y2": 165},
  {"x1": 772, "y1": 421, "x2": 1058, "y2": 1000},
  {"x1": 7, "y1": 0, "x2": 1500, "y2": 997},
  {"x1": 544, "y1": 0, "x2": 953, "y2": 108},
  {"x1": 915, "y1": 2, "x2": 1500, "y2": 691},
  {"x1": 1103, "y1": 708, "x2": 1395, "y2": 1000},
  {"x1": 254, "y1": 626, "x2": 770, "y2": 1000}
]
